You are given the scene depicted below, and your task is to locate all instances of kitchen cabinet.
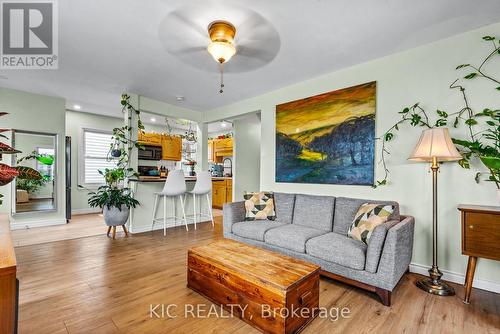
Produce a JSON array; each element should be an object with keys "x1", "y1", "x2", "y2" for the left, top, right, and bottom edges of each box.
[
  {"x1": 161, "y1": 135, "x2": 182, "y2": 161},
  {"x1": 208, "y1": 140, "x2": 215, "y2": 162},
  {"x1": 138, "y1": 131, "x2": 162, "y2": 146},
  {"x1": 210, "y1": 138, "x2": 233, "y2": 163},
  {"x1": 226, "y1": 179, "x2": 233, "y2": 203},
  {"x1": 211, "y1": 178, "x2": 232, "y2": 209}
]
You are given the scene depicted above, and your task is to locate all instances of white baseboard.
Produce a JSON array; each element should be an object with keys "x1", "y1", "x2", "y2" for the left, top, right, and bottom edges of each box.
[
  {"x1": 71, "y1": 208, "x2": 101, "y2": 215},
  {"x1": 10, "y1": 218, "x2": 67, "y2": 230},
  {"x1": 129, "y1": 220, "x2": 210, "y2": 234},
  {"x1": 410, "y1": 263, "x2": 500, "y2": 294}
]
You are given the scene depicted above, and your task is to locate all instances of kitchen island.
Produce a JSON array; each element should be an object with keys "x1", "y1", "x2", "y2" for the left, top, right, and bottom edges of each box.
[{"x1": 128, "y1": 176, "x2": 231, "y2": 234}]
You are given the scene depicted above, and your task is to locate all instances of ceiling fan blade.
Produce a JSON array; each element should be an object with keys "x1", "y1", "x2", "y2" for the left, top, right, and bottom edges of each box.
[
  {"x1": 237, "y1": 44, "x2": 278, "y2": 62},
  {"x1": 172, "y1": 46, "x2": 206, "y2": 55}
]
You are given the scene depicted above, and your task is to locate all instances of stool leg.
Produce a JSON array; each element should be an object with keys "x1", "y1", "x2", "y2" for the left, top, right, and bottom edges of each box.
[
  {"x1": 173, "y1": 196, "x2": 177, "y2": 227},
  {"x1": 193, "y1": 193, "x2": 197, "y2": 230},
  {"x1": 151, "y1": 194, "x2": 158, "y2": 231},
  {"x1": 207, "y1": 194, "x2": 214, "y2": 227},
  {"x1": 180, "y1": 194, "x2": 188, "y2": 231},
  {"x1": 163, "y1": 195, "x2": 167, "y2": 237},
  {"x1": 107, "y1": 226, "x2": 111, "y2": 237},
  {"x1": 112, "y1": 226, "x2": 116, "y2": 239}
]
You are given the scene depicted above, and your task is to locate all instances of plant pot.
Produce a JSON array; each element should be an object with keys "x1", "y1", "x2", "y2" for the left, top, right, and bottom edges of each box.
[
  {"x1": 103, "y1": 205, "x2": 130, "y2": 226},
  {"x1": 111, "y1": 149, "x2": 122, "y2": 158},
  {"x1": 497, "y1": 189, "x2": 500, "y2": 204}
]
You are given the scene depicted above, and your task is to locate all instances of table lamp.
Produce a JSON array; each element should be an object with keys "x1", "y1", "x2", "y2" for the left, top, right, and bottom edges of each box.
[{"x1": 409, "y1": 128, "x2": 462, "y2": 296}]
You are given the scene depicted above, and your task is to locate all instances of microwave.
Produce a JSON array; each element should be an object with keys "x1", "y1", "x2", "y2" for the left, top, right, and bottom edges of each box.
[{"x1": 138, "y1": 145, "x2": 162, "y2": 160}]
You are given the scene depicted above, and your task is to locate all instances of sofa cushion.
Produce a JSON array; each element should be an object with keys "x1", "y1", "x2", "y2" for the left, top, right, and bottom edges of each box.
[
  {"x1": 232, "y1": 221, "x2": 286, "y2": 241},
  {"x1": 333, "y1": 197, "x2": 400, "y2": 235},
  {"x1": 264, "y1": 224, "x2": 327, "y2": 253},
  {"x1": 347, "y1": 203, "x2": 395, "y2": 244},
  {"x1": 244, "y1": 192, "x2": 276, "y2": 221},
  {"x1": 274, "y1": 192, "x2": 296, "y2": 224},
  {"x1": 292, "y1": 194, "x2": 335, "y2": 231},
  {"x1": 306, "y1": 232, "x2": 367, "y2": 270}
]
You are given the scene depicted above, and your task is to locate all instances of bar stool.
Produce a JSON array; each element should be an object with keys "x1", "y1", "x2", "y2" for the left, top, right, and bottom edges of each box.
[
  {"x1": 151, "y1": 169, "x2": 188, "y2": 236},
  {"x1": 186, "y1": 171, "x2": 214, "y2": 229}
]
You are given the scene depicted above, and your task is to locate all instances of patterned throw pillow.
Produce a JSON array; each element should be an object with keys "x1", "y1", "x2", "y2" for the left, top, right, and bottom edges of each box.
[
  {"x1": 347, "y1": 203, "x2": 395, "y2": 244},
  {"x1": 244, "y1": 192, "x2": 276, "y2": 221}
]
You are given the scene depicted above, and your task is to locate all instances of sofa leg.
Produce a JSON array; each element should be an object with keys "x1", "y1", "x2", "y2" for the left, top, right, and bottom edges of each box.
[{"x1": 375, "y1": 288, "x2": 391, "y2": 306}]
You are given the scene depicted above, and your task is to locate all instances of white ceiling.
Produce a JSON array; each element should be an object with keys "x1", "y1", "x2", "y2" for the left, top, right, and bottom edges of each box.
[{"x1": 1, "y1": 0, "x2": 500, "y2": 117}]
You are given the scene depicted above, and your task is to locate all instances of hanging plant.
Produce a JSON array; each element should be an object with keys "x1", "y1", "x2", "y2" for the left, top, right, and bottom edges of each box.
[{"x1": 376, "y1": 35, "x2": 500, "y2": 189}]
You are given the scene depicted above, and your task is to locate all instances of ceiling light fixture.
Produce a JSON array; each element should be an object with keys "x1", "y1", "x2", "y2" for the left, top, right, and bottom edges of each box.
[
  {"x1": 150, "y1": 117, "x2": 156, "y2": 122},
  {"x1": 220, "y1": 121, "x2": 227, "y2": 128},
  {"x1": 207, "y1": 20, "x2": 237, "y2": 94},
  {"x1": 73, "y1": 104, "x2": 81, "y2": 110}
]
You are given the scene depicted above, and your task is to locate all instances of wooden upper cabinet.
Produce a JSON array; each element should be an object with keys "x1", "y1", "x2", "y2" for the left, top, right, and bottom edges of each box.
[
  {"x1": 161, "y1": 135, "x2": 182, "y2": 161},
  {"x1": 208, "y1": 140, "x2": 215, "y2": 162},
  {"x1": 138, "y1": 131, "x2": 162, "y2": 146},
  {"x1": 212, "y1": 138, "x2": 233, "y2": 162},
  {"x1": 214, "y1": 138, "x2": 233, "y2": 151}
]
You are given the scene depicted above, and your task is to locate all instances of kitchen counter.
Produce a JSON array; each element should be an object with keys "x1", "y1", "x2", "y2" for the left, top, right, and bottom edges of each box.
[
  {"x1": 127, "y1": 175, "x2": 231, "y2": 233},
  {"x1": 130, "y1": 176, "x2": 232, "y2": 182}
]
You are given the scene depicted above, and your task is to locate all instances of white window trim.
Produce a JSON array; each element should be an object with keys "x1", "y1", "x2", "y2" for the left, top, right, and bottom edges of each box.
[{"x1": 79, "y1": 127, "x2": 114, "y2": 189}]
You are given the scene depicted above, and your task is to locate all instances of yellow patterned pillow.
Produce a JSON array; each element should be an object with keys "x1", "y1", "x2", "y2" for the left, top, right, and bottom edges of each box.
[
  {"x1": 347, "y1": 203, "x2": 394, "y2": 244},
  {"x1": 243, "y1": 192, "x2": 276, "y2": 221}
]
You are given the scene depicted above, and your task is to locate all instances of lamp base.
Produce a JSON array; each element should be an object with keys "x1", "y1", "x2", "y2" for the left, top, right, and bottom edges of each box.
[{"x1": 416, "y1": 265, "x2": 455, "y2": 296}]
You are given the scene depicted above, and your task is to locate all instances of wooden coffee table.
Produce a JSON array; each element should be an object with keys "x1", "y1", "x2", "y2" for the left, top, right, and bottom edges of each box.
[{"x1": 187, "y1": 239, "x2": 320, "y2": 334}]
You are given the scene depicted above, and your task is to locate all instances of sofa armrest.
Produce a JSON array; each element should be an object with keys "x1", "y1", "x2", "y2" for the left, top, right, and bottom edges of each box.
[
  {"x1": 223, "y1": 201, "x2": 246, "y2": 236},
  {"x1": 365, "y1": 219, "x2": 400, "y2": 273},
  {"x1": 375, "y1": 215, "x2": 415, "y2": 290}
]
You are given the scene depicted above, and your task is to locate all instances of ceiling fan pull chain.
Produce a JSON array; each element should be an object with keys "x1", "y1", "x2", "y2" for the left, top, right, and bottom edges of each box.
[{"x1": 219, "y1": 62, "x2": 224, "y2": 94}]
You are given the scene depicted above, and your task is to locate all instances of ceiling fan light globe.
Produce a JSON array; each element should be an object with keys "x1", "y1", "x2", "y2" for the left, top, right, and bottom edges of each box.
[{"x1": 207, "y1": 41, "x2": 236, "y2": 63}]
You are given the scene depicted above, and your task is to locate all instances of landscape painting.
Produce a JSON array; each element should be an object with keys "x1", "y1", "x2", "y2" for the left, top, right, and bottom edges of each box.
[{"x1": 275, "y1": 81, "x2": 376, "y2": 185}]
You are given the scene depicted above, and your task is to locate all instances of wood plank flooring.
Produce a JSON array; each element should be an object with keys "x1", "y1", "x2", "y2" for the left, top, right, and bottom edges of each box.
[{"x1": 14, "y1": 216, "x2": 500, "y2": 333}]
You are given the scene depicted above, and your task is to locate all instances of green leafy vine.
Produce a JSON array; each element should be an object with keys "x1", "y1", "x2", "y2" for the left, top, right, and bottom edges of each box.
[{"x1": 375, "y1": 35, "x2": 500, "y2": 189}]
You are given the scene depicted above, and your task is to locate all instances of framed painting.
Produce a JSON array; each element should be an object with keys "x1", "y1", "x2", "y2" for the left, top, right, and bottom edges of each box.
[{"x1": 275, "y1": 81, "x2": 376, "y2": 185}]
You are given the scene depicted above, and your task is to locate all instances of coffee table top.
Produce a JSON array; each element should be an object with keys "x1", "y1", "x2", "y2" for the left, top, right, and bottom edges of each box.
[{"x1": 189, "y1": 239, "x2": 320, "y2": 291}]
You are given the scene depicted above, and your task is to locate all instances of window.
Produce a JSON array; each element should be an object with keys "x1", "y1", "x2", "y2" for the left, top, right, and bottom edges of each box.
[{"x1": 81, "y1": 129, "x2": 116, "y2": 185}]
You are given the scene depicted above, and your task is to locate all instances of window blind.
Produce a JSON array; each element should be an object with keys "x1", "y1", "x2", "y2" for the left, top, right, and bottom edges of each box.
[{"x1": 83, "y1": 130, "x2": 115, "y2": 184}]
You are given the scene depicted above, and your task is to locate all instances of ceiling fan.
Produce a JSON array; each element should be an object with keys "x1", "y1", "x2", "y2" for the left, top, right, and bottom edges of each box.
[{"x1": 158, "y1": 5, "x2": 281, "y2": 94}]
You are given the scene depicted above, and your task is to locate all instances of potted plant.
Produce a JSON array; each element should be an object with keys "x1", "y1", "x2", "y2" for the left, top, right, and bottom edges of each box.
[
  {"x1": 376, "y1": 35, "x2": 500, "y2": 201},
  {"x1": 88, "y1": 170, "x2": 139, "y2": 227},
  {"x1": 86, "y1": 94, "x2": 143, "y2": 230}
]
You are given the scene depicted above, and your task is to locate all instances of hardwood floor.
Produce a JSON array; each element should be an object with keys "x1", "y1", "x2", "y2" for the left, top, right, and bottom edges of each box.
[
  {"x1": 15, "y1": 216, "x2": 500, "y2": 334},
  {"x1": 12, "y1": 209, "x2": 224, "y2": 247},
  {"x1": 11, "y1": 213, "x2": 106, "y2": 247}
]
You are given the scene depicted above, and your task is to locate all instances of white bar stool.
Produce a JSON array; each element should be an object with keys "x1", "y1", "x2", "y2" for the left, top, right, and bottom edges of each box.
[
  {"x1": 186, "y1": 171, "x2": 214, "y2": 229},
  {"x1": 151, "y1": 169, "x2": 188, "y2": 236}
]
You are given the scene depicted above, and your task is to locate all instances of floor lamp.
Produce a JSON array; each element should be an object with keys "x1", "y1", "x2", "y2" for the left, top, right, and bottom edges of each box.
[{"x1": 409, "y1": 128, "x2": 462, "y2": 296}]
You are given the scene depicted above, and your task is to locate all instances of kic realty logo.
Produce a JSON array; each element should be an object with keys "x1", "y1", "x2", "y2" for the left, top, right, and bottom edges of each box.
[{"x1": 0, "y1": 0, "x2": 58, "y2": 69}]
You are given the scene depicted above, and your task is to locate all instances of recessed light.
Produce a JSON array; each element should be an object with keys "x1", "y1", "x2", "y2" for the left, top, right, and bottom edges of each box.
[
  {"x1": 221, "y1": 121, "x2": 227, "y2": 128},
  {"x1": 150, "y1": 117, "x2": 156, "y2": 122},
  {"x1": 176, "y1": 96, "x2": 185, "y2": 102},
  {"x1": 73, "y1": 104, "x2": 81, "y2": 110}
]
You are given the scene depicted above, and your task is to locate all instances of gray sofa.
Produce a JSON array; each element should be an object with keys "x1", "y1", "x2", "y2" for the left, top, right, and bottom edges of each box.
[{"x1": 223, "y1": 193, "x2": 415, "y2": 306}]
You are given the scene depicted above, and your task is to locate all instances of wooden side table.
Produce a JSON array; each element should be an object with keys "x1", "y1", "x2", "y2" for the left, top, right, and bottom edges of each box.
[{"x1": 458, "y1": 205, "x2": 500, "y2": 304}]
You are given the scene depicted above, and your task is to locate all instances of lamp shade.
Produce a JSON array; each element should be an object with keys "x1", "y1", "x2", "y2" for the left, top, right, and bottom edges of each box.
[
  {"x1": 207, "y1": 41, "x2": 236, "y2": 63},
  {"x1": 408, "y1": 128, "x2": 462, "y2": 162}
]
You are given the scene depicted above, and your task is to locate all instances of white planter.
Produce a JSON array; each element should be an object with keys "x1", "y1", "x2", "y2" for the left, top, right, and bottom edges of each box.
[{"x1": 103, "y1": 205, "x2": 130, "y2": 226}]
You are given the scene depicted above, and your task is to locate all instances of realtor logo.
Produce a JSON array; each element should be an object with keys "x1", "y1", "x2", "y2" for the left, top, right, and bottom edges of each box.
[{"x1": 0, "y1": 0, "x2": 58, "y2": 69}]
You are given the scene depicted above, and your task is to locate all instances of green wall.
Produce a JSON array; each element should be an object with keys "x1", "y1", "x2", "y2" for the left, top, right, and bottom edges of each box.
[
  {"x1": 203, "y1": 22, "x2": 500, "y2": 289},
  {"x1": 0, "y1": 87, "x2": 66, "y2": 227}
]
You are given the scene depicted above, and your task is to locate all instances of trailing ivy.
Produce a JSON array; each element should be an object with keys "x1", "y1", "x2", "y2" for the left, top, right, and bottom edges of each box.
[{"x1": 376, "y1": 35, "x2": 500, "y2": 189}]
